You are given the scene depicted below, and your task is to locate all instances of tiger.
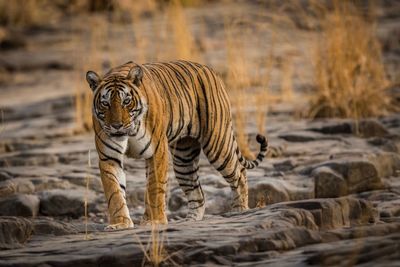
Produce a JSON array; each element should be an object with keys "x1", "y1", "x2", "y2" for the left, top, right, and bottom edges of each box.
[{"x1": 86, "y1": 60, "x2": 268, "y2": 230}]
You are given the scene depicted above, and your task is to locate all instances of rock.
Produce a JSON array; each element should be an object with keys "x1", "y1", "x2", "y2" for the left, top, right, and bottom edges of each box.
[
  {"x1": 357, "y1": 119, "x2": 390, "y2": 138},
  {"x1": 168, "y1": 185, "x2": 231, "y2": 215},
  {"x1": 368, "y1": 137, "x2": 399, "y2": 153},
  {"x1": 309, "y1": 159, "x2": 383, "y2": 196},
  {"x1": 39, "y1": 189, "x2": 97, "y2": 218},
  {"x1": 0, "y1": 50, "x2": 73, "y2": 72},
  {"x1": 303, "y1": 233, "x2": 400, "y2": 266},
  {"x1": 0, "y1": 180, "x2": 14, "y2": 198},
  {"x1": 33, "y1": 218, "x2": 78, "y2": 236},
  {"x1": 274, "y1": 197, "x2": 377, "y2": 230},
  {"x1": 278, "y1": 131, "x2": 330, "y2": 142},
  {"x1": 126, "y1": 188, "x2": 145, "y2": 207},
  {"x1": 168, "y1": 187, "x2": 187, "y2": 212},
  {"x1": 0, "y1": 217, "x2": 33, "y2": 250},
  {"x1": 248, "y1": 180, "x2": 290, "y2": 208},
  {"x1": 0, "y1": 196, "x2": 381, "y2": 265},
  {"x1": 0, "y1": 152, "x2": 59, "y2": 167},
  {"x1": 201, "y1": 174, "x2": 229, "y2": 189},
  {"x1": 310, "y1": 119, "x2": 389, "y2": 138},
  {"x1": 313, "y1": 167, "x2": 348, "y2": 198},
  {"x1": 60, "y1": 172, "x2": 103, "y2": 192},
  {"x1": 203, "y1": 186, "x2": 231, "y2": 214},
  {"x1": 368, "y1": 152, "x2": 400, "y2": 178},
  {"x1": 273, "y1": 159, "x2": 296, "y2": 172},
  {"x1": 0, "y1": 178, "x2": 35, "y2": 198},
  {"x1": 0, "y1": 34, "x2": 26, "y2": 51},
  {"x1": 310, "y1": 121, "x2": 353, "y2": 135},
  {"x1": 0, "y1": 194, "x2": 40, "y2": 217},
  {"x1": 30, "y1": 177, "x2": 72, "y2": 191},
  {"x1": 0, "y1": 171, "x2": 13, "y2": 181},
  {"x1": 357, "y1": 190, "x2": 400, "y2": 219}
]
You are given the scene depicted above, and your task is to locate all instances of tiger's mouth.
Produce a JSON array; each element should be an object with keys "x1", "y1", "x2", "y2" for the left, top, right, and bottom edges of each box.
[{"x1": 109, "y1": 132, "x2": 127, "y2": 137}]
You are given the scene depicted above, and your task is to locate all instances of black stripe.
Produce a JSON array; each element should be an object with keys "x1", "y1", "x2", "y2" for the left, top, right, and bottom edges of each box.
[
  {"x1": 95, "y1": 131, "x2": 124, "y2": 154},
  {"x1": 174, "y1": 167, "x2": 199, "y2": 176},
  {"x1": 98, "y1": 150, "x2": 123, "y2": 167}
]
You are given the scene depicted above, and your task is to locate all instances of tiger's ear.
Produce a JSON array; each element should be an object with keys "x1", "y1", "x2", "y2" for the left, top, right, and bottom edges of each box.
[
  {"x1": 127, "y1": 66, "x2": 143, "y2": 87},
  {"x1": 86, "y1": 71, "x2": 101, "y2": 92}
]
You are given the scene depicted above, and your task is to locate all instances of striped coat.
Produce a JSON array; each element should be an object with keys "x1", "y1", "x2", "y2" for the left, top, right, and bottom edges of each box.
[{"x1": 86, "y1": 60, "x2": 268, "y2": 229}]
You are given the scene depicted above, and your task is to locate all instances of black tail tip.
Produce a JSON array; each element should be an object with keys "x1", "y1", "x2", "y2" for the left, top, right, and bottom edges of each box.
[{"x1": 256, "y1": 134, "x2": 267, "y2": 144}]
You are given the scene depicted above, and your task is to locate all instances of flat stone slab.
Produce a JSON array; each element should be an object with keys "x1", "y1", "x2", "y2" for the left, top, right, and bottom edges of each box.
[{"x1": 0, "y1": 196, "x2": 388, "y2": 266}]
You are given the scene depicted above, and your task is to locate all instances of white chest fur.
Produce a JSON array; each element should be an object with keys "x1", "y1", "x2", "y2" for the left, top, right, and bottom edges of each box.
[{"x1": 126, "y1": 127, "x2": 153, "y2": 159}]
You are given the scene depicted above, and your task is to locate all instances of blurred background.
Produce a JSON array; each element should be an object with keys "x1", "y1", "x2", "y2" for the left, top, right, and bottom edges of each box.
[{"x1": 0, "y1": 0, "x2": 399, "y2": 150}]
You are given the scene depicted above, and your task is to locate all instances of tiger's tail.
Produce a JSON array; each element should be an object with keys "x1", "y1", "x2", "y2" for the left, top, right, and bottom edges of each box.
[{"x1": 236, "y1": 134, "x2": 268, "y2": 169}]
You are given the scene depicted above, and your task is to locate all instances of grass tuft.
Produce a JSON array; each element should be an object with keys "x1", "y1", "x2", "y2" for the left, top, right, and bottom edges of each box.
[
  {"x1": 308, "y1": 0, "x2": 390, "y2": 119},
  {"x1": 84, "y1": 149, "x2": 92, "y2": 240},
  {"x1": 167, "y1": 0, "x2": 199, "y2": 61}
]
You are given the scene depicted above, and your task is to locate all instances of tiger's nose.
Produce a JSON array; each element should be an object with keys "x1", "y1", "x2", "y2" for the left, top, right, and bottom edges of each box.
[{"x1": 111, "y1": 122, "x2": 123, "y2": 130}]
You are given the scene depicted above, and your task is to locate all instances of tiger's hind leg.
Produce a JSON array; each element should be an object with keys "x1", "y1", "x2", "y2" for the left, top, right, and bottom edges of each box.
[
  {"x1": 203, "y1": 132, "x2": 249, "y2": 212},
  {"x1": 171, "y1": 137, "x2": 205, "y2": 221}
]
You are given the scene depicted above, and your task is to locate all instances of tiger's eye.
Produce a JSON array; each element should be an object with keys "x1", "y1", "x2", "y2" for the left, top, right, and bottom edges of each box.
[
  {"x1": 123, "y1": 98, "x2": 131, "y2": 105},
  {"x1": 101, "y1": 100, "x2": 109, "y2": 107}
]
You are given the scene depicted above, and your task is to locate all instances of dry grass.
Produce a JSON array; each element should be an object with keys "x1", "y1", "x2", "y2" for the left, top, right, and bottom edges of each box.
[
  {"x1": 308, "y1": 0, "x2": 390, "y2": 119},
  {"x1": 0, "y1": 109, "x2": 4, "y2": 136},
  {"x1": 223, "y1": 16, "x2": 278, "y2": 158},
  {"x1": 224, "y1": 20, "x2": 255, "y2": 158},
  {"x1": 84, "y1": 149, "x2": 92, "y2": 240},
  {"x1": 131, "y1": 186, "x2": 178, "y2": 267},
  {"x1": 167, "y1": 0, "x2": 199, "y2": 61},
  {"x1": 137, "y1": 224, "x2": 170, "y2": 267},
  {"x1": 74, "y1": 16, "x2": 109, "y2": 133},
  {"x1": 0, "y1": 0, "x2": 44, "y2": 27}
]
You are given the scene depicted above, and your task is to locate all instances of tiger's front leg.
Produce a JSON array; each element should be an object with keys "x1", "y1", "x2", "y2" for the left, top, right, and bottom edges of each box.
[
  {"x1": 99, "y1": 160, "x2": 133, "y2": 230},
  {"x1": 141, "y1": 138, "x2": 169, "y2": 225},
  {"x1": 95, "y1": 129, "x2": 133, "y2": 230}
]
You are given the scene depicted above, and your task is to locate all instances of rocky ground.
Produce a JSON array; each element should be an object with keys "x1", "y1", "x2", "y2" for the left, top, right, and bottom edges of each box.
[{"x1": 0, "y1": 1, "x2": 400, "y2": 266}]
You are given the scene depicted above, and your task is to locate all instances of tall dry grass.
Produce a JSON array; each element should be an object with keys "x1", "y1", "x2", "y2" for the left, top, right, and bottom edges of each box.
[
  {"x1": 74, "y1": 16, "x2": 111, "y2": 133},
  {"x1": 0, "y1": 0, "x2": 45, "y2": 27},
  {"x1": 223, "y1": 16, "x2": 277, "y2": 158},
  {"x1": 132, "y1": 183, "x2": 178, "y2": 267},
  {"x1": 84, "y1": 149, "x2": 92, "y2": 240},
  {"x1": 167, "y1": 0, "x2": 199, "y2": 61},
  {"x1": 308, "y1": 0, "x2": 390, "y2": 119},
  {"x1": 224, "y1": 21, "x2": 254, "y2": 158}
]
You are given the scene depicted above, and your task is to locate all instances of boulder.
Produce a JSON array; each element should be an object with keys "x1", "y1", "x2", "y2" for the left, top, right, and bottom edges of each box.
[
  {"x1": 0, "y1": 171, "x2": 12, "y2": 182},
  {"x1": 310, "y1": 119, "x2": 389, "y2": 138},
  {"x1": 313, "y1": 167, "x2": 348, "y2": 198},
  {"x1": 0, "y1": 178, "x2": 35, "y2": 198},
  {"x1": 39, "y1": 189, "x2": 97, "y2": 218},
  {"x1": 0, "y1": 217, "x2": 33, "y2": 249},
  {"x1": 248, "y1": 180, "x2": 290, "y2": 208},
  {"x1": 274, "y1": 197, "x2": 377, "y2": 230},
  {"x1": 273, "y1": 159, "x2": 296, "y2": 172},
  {"x1": 278, "y1": 131, "x2": 328, "y2": 142},
  {"x1": 168, "y1": 185, "x2": 231, "y2": 215},
  {"x1": 311, "y1": 159, "x2": 383, "y2": 197},
  {"x1": 0, "y1": 194, "x2": 40, "y2": 217},
  {"x1": 33, "y1": 218, "x2": 78, "y2": 236}
]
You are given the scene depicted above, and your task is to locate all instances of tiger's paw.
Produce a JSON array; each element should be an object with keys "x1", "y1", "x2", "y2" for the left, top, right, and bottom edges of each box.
[
  {"x1": 140, "y1": 218, "x2": 168, "y2": 226},
  {"x1": 231, "y1": 205, "x2": 249, "y2": 213},
  {"x1": 184, "y1": 211, "x2": 205, "y2": 221},
  {"x1": 104, "y1": 222, "x2": 134, "y2": 231}
]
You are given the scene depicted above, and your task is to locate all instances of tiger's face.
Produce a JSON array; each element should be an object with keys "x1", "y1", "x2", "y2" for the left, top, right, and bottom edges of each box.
[{"x1": 86, "y1": 66, "x2": 146, "y2": 137}]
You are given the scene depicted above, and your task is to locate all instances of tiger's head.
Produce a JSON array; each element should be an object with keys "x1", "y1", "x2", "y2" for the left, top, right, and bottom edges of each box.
[{"x1": 85, "y1": 65, "x2": 147, "y2": 137}]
